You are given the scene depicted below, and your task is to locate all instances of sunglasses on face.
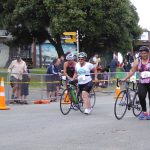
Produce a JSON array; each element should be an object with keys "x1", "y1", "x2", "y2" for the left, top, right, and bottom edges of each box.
[{"x1": 78, "y1": 58, "x2": 84, "y2": 61}]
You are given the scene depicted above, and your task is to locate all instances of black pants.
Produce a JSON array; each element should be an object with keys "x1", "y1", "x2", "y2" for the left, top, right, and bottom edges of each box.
[{"x1": 138, "y1": 83, "x2": 150, "y2": 112}]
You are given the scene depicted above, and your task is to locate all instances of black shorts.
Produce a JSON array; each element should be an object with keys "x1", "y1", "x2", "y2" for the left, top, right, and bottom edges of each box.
[{"x1": 78, "y1": 81, "x2": 93, "y2": 93}]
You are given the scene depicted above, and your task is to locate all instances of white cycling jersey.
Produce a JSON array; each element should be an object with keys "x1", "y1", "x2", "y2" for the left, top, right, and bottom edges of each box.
[{"x1": 75, "y1": 62, "x2": 94, "y2": 84}]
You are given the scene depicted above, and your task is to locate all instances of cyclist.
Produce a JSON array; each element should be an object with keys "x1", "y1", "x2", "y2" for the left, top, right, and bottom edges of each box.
[
  {"x1": 73, "y1": 52, "x2": 98, "y2": 114},
  {"x1": 122, "y1": 46, "x2": 150, "y2": 120},
  {"x1": 63, "y1": 53, "x2": 76, "y2": 83}
]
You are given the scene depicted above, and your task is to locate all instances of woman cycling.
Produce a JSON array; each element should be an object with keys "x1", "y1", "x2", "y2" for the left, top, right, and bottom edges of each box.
[
  {"x1": 123, "y1": 46, "x2": 150, "y2": 120},
  {"x1": 63, "y1": 53, "x2": 76, "y2": 82},
  {"x1": 73, "y1": 52, "x2": 97, "y2": 114}
]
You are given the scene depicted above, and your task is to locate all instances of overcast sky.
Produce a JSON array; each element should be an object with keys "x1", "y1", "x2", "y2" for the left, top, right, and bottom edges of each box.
[{"x1": 130, "y1": 0, "x2": 150, "y2": 30}]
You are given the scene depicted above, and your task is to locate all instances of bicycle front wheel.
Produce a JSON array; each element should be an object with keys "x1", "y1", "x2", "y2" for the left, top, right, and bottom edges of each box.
[
  {"x1": 89, "y1": 89, "x2": 96, "y2": 108},
  {"x1": 114, "y1": 90, "x2": 128, "y2": 120},
  {"x1": 60, "y1": 89, "x2": 72, "y2": 115},
  {"x1": 132, "y1": 92, "x2": 142, "y2": 117}
]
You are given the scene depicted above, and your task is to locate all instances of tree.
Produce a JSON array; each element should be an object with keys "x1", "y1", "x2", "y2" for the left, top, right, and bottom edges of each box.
[{"x1": 0, "y1": 0, "x2": 142, "y2": 58}]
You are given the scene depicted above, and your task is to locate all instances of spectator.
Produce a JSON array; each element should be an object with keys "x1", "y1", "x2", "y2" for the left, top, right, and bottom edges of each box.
[
  {"x1": 8, "y1": 55, "x2": 27, "y2": 103},
  {"x1": 109, "y1": 57, "x2": 119, "y2": 78},
  {"x1": 59, "y1": 55, "x2": 65, "y2": 71},
  {"x1": 46, "y1": 58, "x2": 61, "y2": 102},
  {"x1": 122, "y1": 58, "x2": 131, "y2": 72},
  {"x1": 20, "y1": 69, "x2": 30, "y2": 104}
]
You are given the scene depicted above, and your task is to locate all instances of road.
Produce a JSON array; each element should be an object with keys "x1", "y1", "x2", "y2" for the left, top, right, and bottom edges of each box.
[{"x1": 0, "y1": 93, "x2": 150, "y2": 150}]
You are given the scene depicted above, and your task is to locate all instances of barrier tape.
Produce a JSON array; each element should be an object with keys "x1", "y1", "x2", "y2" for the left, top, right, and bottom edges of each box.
[{"x1": 5, "y1": 79, "x2": 117, "y2": 84}]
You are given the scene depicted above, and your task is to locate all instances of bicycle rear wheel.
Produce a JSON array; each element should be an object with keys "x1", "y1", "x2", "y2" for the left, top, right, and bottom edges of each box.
[
  {"x1": 60, "y1": 89, "x2": 71, "y2": 115},
  {"x1": 132, "y1": 92, "x2": 142, "y2": 117},
  {"x1": 89, "y1": 89, "x2": 96, "y2": 108},
  {"x1": 114, "y1": 90, "x2": 128, "y2": 120}
]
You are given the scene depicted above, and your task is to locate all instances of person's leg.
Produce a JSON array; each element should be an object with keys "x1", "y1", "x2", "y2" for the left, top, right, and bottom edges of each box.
[
  {"x1": 82, "y1": 81, "x2": 93, "y2": 114},
  {"x1": 138, "y1": 83, "x2": 147, "y2": 112},
  {"x1": 147, "y1": 84, "x2": 150, "y2": 113},
  {"x1": 82, "y1": 91, "x2": 90, "y2": 108}
]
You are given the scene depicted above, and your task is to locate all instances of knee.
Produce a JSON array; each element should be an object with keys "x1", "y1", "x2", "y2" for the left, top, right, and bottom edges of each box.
[{"x1": 82, "y1": 91, "x2": 88, "y2": 99}]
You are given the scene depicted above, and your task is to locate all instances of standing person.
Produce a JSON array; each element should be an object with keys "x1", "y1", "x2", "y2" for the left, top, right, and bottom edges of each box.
[
  {"x1": 63, "y1": 53, "x2": 76, "y2": 82},
  {"x1": 122, "y1": 46, "x2": 150, "y2": 120},
  {"x1": 20, "y1": 69, "x2": 30, "y2": 104},
  {"x1": 73, "y1": 52, "x2": 97, "y2": 114},
  {"x1": 109, "y1": 57, "x2": 119, "y2": 79},
  {"x1": 122, "y1": 58, "x2": 131, "y2": 72},
  {"x1": 8, "y1": 55, "x2": 27, "y2": 103},
  {"x1": 46, "y1": 58, "x2": 61, "y2": 102}
]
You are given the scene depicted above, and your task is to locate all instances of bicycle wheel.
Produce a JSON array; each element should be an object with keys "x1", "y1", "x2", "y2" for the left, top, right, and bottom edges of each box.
[
  {"x1": 89, "y1": 89, "x2": 96, "y2": 108},
  {"x1": 60, "y1": 89, "x2": 72, "y2": 115},
  {"x1": 114, "y1": 90, "x2": 128, "y2": 120},
  {"x1": 132, "y1": 92, "x2": 142, "y2": 117},
  {"x1": 77, "y1": 95, "x2": 84, "y2": 113}
]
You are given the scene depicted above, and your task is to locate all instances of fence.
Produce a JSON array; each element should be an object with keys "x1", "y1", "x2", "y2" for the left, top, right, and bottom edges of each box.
[{"x1": 0, "y1": 71, "x2": 139, "y2": 104}]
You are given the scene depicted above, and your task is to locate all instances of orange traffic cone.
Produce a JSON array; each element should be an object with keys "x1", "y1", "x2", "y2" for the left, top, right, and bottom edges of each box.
[
  {"x1": 114, "y1": 82, "x2": 122, "y2": 99},
  {"x1": 64, "y1": 90, "x2": 70, "y2": 103},
  {"x1": 0, "y1": 77, "x2": 10, "y2": 110}
]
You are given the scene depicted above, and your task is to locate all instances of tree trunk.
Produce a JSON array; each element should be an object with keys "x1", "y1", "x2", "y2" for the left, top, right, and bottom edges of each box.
[
  {"x1": 47, "y1": 34, "x2": 64, "y2": 57},
  {"x1": 39, "y1": 44, "x2": 42, "y2": 68}
]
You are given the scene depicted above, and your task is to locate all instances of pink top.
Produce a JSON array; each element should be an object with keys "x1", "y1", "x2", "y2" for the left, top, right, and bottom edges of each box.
[{"x1": 138, "y1": 58, "x2": 150, "y2": 84}]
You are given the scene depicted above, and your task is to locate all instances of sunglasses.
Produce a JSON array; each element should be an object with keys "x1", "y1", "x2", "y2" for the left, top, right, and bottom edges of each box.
[{"x1": 78, "y1": 58, "x2": 84, "y2": 61}]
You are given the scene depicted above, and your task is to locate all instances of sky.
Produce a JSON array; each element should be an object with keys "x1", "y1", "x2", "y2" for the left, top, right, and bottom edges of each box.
[{"x1": 130, "y1": 0, "x2": 150, "y2": 30}]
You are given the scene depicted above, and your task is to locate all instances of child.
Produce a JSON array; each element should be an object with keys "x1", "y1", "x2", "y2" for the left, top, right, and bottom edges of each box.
[{"x1": 20, "y1": 70, "x2": 30, "y2": 104}]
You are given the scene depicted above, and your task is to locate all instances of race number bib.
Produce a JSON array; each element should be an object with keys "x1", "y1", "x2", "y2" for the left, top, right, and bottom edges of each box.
[
  {"x1": 141, "y1": 71, "x2": 150, "y2": 79},
  {"x1": 78, "y1": 75, "x2": 86, "y2": 81}
]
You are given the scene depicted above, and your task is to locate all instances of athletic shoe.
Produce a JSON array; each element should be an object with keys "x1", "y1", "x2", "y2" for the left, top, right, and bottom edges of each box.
[
  {"x1": 146, "y1": 114, "x2": 150, "y2": 120},
  {"x1": 84, "y1": 108, "x2": 92, "y2": 115},
  {"x1": 138, "y1": 112, "x2": 148, "y2": 120}
]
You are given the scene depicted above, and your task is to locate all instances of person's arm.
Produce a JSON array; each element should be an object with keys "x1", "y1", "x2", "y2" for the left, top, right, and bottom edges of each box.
[
  {"x1": 91, "y1": 63, "x2": 98, "y2": 80},
  {"x1": 8, "y1": 62, "x2": 13, "y2": 73},
  {"x1": 63, "y1": 62, "x2": 68, "y2": 77},
  {"x1": 122, "y1": 59, "x2": 138, "y2": 81},
  {"x1": 51, "y1": 65, "x2": 58, "y2": 75},
  {"x1": 72, "y1": 64, "x2": 77, "y2": 80}
]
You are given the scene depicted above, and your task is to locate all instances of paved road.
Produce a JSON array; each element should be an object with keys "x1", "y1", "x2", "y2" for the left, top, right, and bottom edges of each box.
[{"x1": 0, "y1": 93, "x2": 150, "y2": 150}]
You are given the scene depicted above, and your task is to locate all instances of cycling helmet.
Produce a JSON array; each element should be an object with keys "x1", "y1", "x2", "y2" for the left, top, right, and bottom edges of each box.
[
  {"x1": 78, "y1": 52, "x2": 87, "y2": 58},
  {"x1": 139, "y1": 46, "x2": 150, "y2": 52},
  {"x1": 66, "y1": 53, "x2": 74, "y2": 60}
]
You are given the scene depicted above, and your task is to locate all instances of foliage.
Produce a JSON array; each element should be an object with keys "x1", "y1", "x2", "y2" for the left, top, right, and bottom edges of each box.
[{"x1": 0, "y1": 0, "x2": 142, "y2": 57}]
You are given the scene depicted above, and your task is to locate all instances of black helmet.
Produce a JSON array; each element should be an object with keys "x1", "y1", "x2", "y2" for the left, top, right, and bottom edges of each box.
[{"x1": 139, "y1": 46, "x2": 150, "y2": 52}]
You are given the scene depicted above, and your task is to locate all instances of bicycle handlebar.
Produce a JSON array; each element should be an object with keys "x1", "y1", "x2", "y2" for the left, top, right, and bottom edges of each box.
[{"x1": 116, "y1": 78, "x2": 138, "y2": 90}]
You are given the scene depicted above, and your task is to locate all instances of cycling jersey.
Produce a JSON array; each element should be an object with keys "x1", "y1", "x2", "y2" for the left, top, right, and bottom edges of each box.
[
  {"x1": 66, "y1": 62, "x2": 76, "y2": 78},
  {"x1": 138, "y1": 58, "x2": 150, "y2": 84},
  {"x1": 75, "y1": 62, "x2": 94, "y2": 84}
]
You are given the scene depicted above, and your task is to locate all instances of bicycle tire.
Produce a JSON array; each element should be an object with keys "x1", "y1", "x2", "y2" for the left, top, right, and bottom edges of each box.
[
  {"x1": 132, "y1": 92, "x2": 142, "y2": 117},
  {"x1": 89, "y1": 88, "x2": 96, "y2": 108},
  {"x1": 114, "y1": 90, "x2": 128, "y2": 120},
  {"x1": 77, "y1": 95, "x2": 84, "y2": 113},
  {"x1": 60, "y1": 89, "x2": 72, "y2": 115}
]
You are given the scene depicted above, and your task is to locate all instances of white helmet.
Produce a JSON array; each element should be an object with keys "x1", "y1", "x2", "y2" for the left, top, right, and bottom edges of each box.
[
  {"x1": 66, "y1": 53, "x2": 74, "y2": 60},
  {"x1": 78, "y1": 52, "x2": 87, "y2": 58}
]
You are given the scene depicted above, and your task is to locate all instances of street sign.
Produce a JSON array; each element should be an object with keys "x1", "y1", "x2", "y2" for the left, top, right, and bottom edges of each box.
[
  {"x1": 63, "y1": 32, "x2": 77, "y2": 43},
  {"x1": 65, "y1": 38, "x2": 76, "y2": 43},
  {"x1": 63, "y1": 32, "x2": 76, "y2": 36}
]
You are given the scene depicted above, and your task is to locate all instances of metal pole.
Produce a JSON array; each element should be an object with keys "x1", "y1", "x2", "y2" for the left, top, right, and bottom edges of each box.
[{"x1": 77, "y1": 30, "x2": 79, "y2": 59}]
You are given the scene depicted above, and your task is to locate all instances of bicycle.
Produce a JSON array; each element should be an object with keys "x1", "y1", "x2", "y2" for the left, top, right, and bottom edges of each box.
[
  {"x1": 114, "y1": 79, "x2": 142, "y2": 120},
  {"x1": 60, "y1": 79, "x2": 96, "y2": 115}
]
